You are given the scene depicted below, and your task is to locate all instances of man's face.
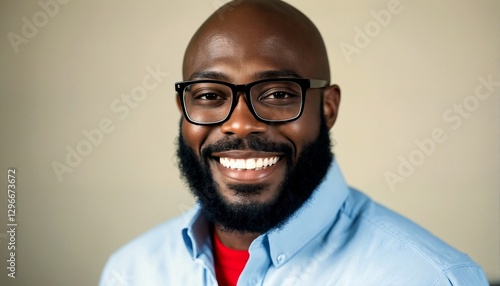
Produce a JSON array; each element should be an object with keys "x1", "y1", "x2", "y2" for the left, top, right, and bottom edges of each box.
[{"x1": 176, "y1": 6, "x2": 339, "y2": 233}]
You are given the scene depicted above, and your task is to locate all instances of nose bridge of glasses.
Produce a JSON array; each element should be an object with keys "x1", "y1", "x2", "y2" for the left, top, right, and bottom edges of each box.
[
  {"x1": 232, "y1": 83, "x2": 251, "y2": 97},
  {"x1": 232, "y1": 90, "x2": 252, "y2": 114},
  {"x1": 220, "y1": 84, "x2": 267, "y2": 137},
  {"x1": 230, "y1": 84, "x2": 253, "y2": 110},
  {"x1": 225, "y1": 83, "x2": 266, "y2": 125}
]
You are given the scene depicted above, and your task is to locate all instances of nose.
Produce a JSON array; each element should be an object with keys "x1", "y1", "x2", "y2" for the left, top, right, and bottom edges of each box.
[{"x1": 220, "y1": 93, "x2": 268, "y2": 138}]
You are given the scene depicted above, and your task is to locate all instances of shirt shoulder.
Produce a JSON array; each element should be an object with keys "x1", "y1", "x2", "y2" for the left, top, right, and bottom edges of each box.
[
  {"x1": 336, "y1": 188, "x2": 488, "y2": 285},
  {"x1": 99, "y1": 207, "x2": 198, "y2": 286}
]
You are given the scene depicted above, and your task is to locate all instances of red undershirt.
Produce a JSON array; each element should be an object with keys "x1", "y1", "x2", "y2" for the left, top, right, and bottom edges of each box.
[{"x1": 213, "y1": 231, "x2": 250, "y2": 286}]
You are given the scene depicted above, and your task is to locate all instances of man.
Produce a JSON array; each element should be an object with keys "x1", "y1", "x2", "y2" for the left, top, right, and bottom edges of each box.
[{"x1": 100, "y1": 1, "x2": 488, "y2": 285}]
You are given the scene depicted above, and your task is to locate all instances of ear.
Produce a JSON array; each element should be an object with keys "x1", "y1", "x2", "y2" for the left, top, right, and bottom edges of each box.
[{"x1": 322, "y1": 84, "x2": 341, "y2": 129}]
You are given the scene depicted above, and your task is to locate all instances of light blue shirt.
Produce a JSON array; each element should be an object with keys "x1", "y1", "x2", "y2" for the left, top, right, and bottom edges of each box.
[{"x1": 99, "y1": 162, "x2": 488, "y2": 285}]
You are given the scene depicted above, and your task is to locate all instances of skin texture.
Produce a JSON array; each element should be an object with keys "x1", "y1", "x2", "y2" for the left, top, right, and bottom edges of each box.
[{"x1": 177, "y1": 0, "x2": 341, "y2": 250}]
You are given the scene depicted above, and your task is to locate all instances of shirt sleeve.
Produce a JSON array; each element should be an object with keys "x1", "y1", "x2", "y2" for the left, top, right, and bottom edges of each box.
[{"x1": 433, "y1": 265, "x2": 489, "y2": 286}]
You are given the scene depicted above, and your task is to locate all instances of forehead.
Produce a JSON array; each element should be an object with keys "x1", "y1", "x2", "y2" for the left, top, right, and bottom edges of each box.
[
  {"x1": 184, "y1": 31, "x2": 307, "y2": 82},
  {"x1": 182, "y1": 6, "x2": 326, "y2": 82}
]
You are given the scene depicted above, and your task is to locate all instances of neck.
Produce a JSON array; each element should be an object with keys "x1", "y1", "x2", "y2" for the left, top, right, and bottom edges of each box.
[{"x1": 214, "y1": 225, "x2": 261, "y2": 250}]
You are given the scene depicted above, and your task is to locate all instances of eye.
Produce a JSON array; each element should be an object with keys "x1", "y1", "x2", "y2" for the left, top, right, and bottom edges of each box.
[
  {"x1": 258, "y1": 89, "x2": 301, "y2": 106},
  {"x1": 189, "y1": 89, "x2": 230, "y2": 107},
  {"x1": 264, "y1": 91, "x2": 292, "y2": 99},
  {"x1": 197, "y1": 93, "x2": 223, "y2": 100},
  {"x1": 190, "y1": 87, "x2": 228, "y2": 101}
]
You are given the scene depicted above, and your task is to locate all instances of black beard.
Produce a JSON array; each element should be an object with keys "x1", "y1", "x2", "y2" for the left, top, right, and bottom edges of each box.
[{"x1": 176, "y1": 117, "x2": 333, "y2": 234}]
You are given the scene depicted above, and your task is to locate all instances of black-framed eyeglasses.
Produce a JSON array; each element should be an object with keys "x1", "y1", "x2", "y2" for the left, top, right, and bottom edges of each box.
[{"x1": 175, "y1": 78, "x2": 328, "y2": 125}]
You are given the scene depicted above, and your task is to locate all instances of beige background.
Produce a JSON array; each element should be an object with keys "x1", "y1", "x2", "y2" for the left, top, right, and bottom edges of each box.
[{"x1": 0, "y1": 0, "x2": 499, "y2": 285}]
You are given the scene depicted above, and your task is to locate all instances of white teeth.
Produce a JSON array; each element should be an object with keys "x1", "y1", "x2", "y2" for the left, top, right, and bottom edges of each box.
[
  {"x1": 256, "y1": 158, "x2": 263, "y2": 169},
  {"x1": 236, "y1": 159, "x2": 245, "y2": 169},
  {"x1": 219, "y1": 156, "x2": 280, "y2": 170},
  {"x1": 246, "y1": 159, "x2": 256, "y2": 169}
]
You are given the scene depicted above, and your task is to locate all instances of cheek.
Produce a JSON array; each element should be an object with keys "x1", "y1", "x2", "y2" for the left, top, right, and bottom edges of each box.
[
  {"x1": 278, "y1": 99, "x2": 322, "y2": 157},
  {"x1": 181, "y1": 119, "x2": 211, "y2": 155}
]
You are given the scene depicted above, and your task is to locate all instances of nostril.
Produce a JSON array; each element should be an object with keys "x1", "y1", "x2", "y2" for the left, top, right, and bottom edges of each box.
[{"x1": 220, "y1": 116, "x2": 268, "y2": 138}]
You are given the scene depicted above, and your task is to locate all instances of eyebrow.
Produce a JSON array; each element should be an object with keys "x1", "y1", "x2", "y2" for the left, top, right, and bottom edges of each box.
[
  {"x1": 254, "y1": 69, "x2": 303, "y2": 80},
  {"x1": 188, "y1": 71, "x2": 231, "y2": 81},
  {"x1": 188, "y1": 69, "x2": 304, "y2": 82}
]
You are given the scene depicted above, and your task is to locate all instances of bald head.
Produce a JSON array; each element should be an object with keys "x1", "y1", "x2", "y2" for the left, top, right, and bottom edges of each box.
[{"x1": 182, "y1": 0, "x2": 330, "y2": 82}]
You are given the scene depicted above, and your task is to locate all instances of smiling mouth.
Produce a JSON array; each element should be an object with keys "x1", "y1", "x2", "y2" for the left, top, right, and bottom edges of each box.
[{"x1": 218, "y1": 156, "x2": 281, "y2": 170}]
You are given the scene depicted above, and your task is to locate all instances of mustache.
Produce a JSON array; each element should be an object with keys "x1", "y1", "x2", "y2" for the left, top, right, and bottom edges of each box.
[{"x1": 201, "y1": 137, "x2": 293, "y2": 159}]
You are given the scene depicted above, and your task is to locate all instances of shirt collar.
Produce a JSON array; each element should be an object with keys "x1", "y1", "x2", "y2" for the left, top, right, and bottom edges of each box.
[
  {"x1": 181, "y1": 160, "x2": 349, "y2": 264},
  {"x1": 182, "y1": 204, "x2": 208, "y2": 259}
]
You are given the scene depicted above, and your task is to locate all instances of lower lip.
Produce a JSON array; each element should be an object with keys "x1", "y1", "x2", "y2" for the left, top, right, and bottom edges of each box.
[{"x1": 212, "y1": 158, "x2": 284, "y2": 183}]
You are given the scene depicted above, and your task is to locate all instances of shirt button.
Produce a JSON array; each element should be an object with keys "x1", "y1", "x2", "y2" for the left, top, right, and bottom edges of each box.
[
  {"x1": 248, "y1": 277, "x2": 258, "y2": 285},
  {"x1": 277, "y1": 254, "x2": 286, "y2": 264}
]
